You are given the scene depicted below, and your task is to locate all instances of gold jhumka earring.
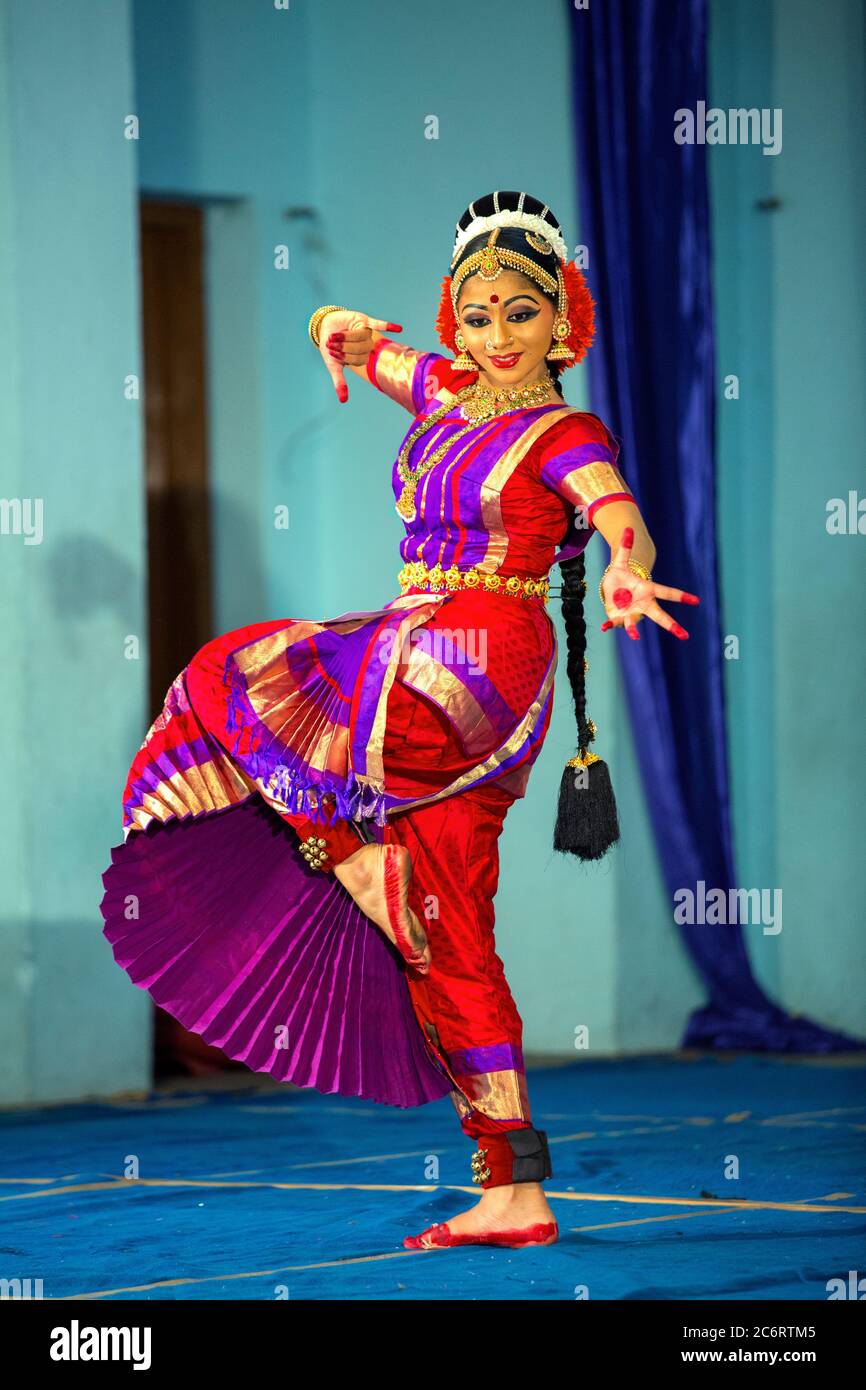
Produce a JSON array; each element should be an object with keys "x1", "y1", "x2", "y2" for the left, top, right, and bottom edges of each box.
[
  {"x1": 545, "y1": 260, "x2": 576, "y2": 363},
  {"x1": 453, "y1": 331, "x2": 477, "y2": 371}
]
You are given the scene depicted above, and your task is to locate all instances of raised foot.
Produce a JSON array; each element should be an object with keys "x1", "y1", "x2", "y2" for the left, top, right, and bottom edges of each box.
[{"x1": 334, "y1": 841, "x2": 431, "y2": 974}]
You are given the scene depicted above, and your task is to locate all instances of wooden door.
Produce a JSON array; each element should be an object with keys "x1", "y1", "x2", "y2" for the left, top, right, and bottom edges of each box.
[
  {"x1": 139, "y1": 199, "x2": 241, "y2": 1078},
  {"x1": 139, "y1": 199, "x2": 213, "y2": 719}
]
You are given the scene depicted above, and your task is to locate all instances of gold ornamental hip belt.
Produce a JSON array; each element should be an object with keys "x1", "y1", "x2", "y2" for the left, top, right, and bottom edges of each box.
[{"x1": 398, "y1": 560, "x2": 550, "y2": 604}]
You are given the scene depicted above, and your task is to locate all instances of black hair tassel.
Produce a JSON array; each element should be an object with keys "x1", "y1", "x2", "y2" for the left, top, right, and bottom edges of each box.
[{"x1": 554, "y1": 751, "x2": 620, "y2": 861}]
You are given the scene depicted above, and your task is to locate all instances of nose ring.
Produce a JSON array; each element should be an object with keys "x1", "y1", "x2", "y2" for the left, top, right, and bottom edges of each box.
[{"x1": 486, "y1": 336, "x2": 514, "y2": 351}]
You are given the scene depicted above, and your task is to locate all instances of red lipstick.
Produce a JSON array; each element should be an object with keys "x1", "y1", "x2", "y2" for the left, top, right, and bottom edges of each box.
[{"x1": 488, "y1": 352, "x2": 522, "y2": 368}]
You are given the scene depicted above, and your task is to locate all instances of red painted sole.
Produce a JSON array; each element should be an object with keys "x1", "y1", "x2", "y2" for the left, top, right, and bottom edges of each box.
[
  {"x1": 382, "y1": 843, "x2": 430, "y2": 973},
  {"x1": 403, "y1": 1221, "x2": 558, "y2": 1250}
]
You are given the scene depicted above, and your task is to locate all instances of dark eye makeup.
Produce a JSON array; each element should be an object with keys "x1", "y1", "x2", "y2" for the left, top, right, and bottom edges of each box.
[{"x1": 463, "y1": 308, "x2": 540, "y2": 329}]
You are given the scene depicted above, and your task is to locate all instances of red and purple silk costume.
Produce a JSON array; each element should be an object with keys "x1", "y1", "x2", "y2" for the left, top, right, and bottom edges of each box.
[{"x1": 100, "y1": 340, "x2": 633, "y2": 1155}]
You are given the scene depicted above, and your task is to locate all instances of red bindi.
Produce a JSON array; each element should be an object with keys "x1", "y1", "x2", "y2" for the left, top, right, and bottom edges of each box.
[{"x1": 489, "y1": 294, "x2": 499, "y2": 303}]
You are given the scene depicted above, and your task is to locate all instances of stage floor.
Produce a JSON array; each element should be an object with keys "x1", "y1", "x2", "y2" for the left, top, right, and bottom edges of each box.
[{"x1": 2, "y1": 1052, "x2": 864, "y2": 1301}]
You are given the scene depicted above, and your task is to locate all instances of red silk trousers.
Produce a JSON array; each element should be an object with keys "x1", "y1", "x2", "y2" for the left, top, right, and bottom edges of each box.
[{"x1": 282, "y1": 671, "x2": 536, "y2": 1179}]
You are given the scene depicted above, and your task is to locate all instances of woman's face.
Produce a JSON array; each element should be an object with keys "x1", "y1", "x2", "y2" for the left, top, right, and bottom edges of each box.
[{"x1": 455, "y1": 269, "x2": 555, "y2": 388}]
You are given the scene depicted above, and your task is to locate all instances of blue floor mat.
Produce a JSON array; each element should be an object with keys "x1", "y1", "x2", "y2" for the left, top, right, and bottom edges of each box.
[{"x1": 1, "y1": 1053, "x2": 863, "y2": 1300}]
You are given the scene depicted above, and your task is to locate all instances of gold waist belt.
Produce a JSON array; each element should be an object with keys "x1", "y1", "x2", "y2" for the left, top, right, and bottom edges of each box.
[{"x1": 398, "y1": 560, "x2": 550, "y2": 604}]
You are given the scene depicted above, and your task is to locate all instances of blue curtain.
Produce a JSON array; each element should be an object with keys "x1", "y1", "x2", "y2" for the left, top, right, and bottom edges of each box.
[{"x1": 565, "y1": 0, "x2": 861, "y2": 1050}]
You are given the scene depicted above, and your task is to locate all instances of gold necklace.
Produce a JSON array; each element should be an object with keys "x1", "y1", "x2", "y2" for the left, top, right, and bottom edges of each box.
[
  {"x1": 395, "y1": 374, "x2": 557, "y2": 520},
  {"x1": 459, "y1": 371, "x2": 556, "y2": 423},
  {"x1": 395, "y1": 387, "x2": 477, "y2": 520}
]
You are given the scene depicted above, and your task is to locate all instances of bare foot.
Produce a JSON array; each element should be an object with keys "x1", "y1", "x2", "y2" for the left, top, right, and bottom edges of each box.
[
  {"x1": 334, "y1": 841, "x2": 432, "y2": 973},
  {"x1": 404, "y1": 1182, "x2": 558, "y2": 1249}
]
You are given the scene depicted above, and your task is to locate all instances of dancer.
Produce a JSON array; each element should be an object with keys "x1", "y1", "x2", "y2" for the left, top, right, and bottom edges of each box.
[{"x1": 100, "y1": 190, "x2": 699, "y2": 1251}]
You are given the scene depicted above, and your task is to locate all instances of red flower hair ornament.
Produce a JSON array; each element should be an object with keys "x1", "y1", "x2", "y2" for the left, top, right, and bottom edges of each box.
[{"x1": 435, "y1": 258, "x2": 596, "y2": 370}]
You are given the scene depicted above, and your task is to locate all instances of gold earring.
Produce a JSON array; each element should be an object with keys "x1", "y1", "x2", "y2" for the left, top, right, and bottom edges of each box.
[
  {"x1": 547, "y1": 263, "x2": 576, "y2": 362},
  {"x1": 453, "y1": 330, "x2": 477, "y2": 371},
  {"x1": 546, "y1": 315, "x2": 575, "y2": 361}
]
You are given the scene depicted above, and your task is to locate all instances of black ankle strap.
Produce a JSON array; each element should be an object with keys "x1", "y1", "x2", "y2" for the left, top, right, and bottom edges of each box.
[{"x1": 506, "y1": 1127, "x2": 553, "y2": 1182}]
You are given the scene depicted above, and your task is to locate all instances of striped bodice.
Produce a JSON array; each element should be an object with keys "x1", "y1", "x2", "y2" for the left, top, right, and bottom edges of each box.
[{"x1": 368, "y1": 339, "x2": 635, "y2": 579}]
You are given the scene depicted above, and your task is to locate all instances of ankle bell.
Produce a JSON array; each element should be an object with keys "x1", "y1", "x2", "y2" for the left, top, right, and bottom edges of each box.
[
  {"x1": 471, "y1": 1127, "x2": 553, "y2": 1189},
  {"x1": 299, "y1": 834, "x2": 330, "y2": 871},
  {"x1": 470, "y1": 1146, "x2": 491, "y2": 1184}
]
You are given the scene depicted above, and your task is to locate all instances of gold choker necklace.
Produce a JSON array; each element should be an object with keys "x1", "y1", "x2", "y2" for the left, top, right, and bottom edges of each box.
[{"x1": 459, "y1": 371, "x2": 556, "y2": 423}]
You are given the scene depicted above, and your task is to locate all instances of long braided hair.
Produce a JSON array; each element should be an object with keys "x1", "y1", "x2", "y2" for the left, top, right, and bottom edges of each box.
[
  {"x1": 442, "y1": 193, "x2": 621, "y2": 861},
  {"x1": 545, "y1": 324, "x2": 621, "y2": 861}
]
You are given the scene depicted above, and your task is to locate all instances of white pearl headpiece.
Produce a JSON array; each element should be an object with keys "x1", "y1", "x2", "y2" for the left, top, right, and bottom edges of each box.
[{"x1": 452, "y1": 191, "x2": 568, "y2": 266}]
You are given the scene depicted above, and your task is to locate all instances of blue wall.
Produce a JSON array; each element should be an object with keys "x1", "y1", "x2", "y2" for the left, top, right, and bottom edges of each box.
[
  {"x1": 711, "y1": 0, "x2": 866, "y2": 1029},
  {"x1": 0, "y1": 1, "x2": 148, "y2": 1102}
]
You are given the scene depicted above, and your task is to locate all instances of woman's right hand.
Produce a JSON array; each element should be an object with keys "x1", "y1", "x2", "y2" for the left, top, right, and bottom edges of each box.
[{"x1": 316, "y1": 309, "x2": 402, "y2": 403}]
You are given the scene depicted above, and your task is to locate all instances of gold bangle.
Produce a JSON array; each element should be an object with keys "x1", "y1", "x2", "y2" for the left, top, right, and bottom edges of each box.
[
  {"x1": 598, "y1": 556, "x2": 653, "y2": 604},
  {"x1": 308, "y1": 304, "x2": 348, "y2": 348}
]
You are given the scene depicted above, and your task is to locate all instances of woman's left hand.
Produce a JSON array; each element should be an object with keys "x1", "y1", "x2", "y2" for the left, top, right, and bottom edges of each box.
[{"x1": 600, "y1": 527, "x2": 700, "y2": 641}]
